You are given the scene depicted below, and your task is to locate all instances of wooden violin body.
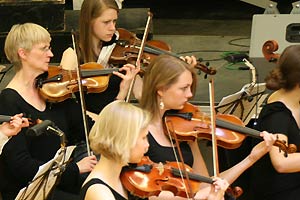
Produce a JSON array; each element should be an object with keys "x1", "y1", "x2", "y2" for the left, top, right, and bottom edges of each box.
[
  {"x1": 110, "y1": 28, "x2": 216, "y2": 75},
  {"x1": 37, "y1": 63, "x2": 119, "y2": 102},
  {"x1": 164, "y1": 102, "x2": 297, "y2": 155},
  {"x1": 121, "y1": 156, "x2": 212, "y2": 198}
]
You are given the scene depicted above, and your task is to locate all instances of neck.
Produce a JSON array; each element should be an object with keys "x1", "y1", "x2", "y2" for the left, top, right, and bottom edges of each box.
[
  {"x1": 10, "y1": 68, "x2": 40, "y2": 90},
  {"x1": 91, "y1": 36, "x2": 102, "y2": 58},
  {"x1": 92, "y1": 156, "x2": 124, "y2": 186},
  {"x1": 271, "y1": 88, "x2": 300, "y2": 107}
]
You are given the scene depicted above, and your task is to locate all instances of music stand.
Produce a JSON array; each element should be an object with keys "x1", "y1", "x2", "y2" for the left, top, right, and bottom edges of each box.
[
  {"x1": 15, "y1": 126, "x2": 76, "y2": 200},
  {"x1": 215, "y1": 83, "x2": 268, "y2": 125}
]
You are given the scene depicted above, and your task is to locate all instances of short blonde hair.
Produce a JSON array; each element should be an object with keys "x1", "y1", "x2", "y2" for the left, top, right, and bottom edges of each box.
[
  {"x1": 89, "y1": 100, "x2": 150, "y2": 164},
  {"x1": 4, "y1": 23, "x2": 51, "y2": 70}
]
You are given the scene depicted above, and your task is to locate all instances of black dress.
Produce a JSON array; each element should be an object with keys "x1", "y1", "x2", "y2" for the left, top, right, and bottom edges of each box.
[
  {"x1": 0, "y1": 88, "x2": 93, "y2": 200},
  {"x1": 249, "y1": 102, "x2": 300, "y2": 200},
  {"x1": 145, "y1": 132, "x2": 194, "y2": 168}
]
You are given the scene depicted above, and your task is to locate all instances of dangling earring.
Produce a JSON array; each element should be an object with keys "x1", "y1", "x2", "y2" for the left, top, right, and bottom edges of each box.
[{"x1": 159, "y1": 98, "x2": 165, "y2": 110}]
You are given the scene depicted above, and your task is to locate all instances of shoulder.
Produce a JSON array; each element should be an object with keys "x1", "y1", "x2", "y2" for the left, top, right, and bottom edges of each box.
[
  {"x1": 84, "y1": 180, "x2": 115, "y2": 200},
  {"x1": 260, "y1": 102, "x2": 291, "y2": 117}
]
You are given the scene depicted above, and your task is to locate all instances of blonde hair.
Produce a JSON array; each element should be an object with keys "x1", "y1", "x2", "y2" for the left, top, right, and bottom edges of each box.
[
  {"x1": 139, "y1": 54, "x2": 197, "y2": 120},
  {"x1": 89, "y1": 100, "x2": 150, "y2": 164},
  {"x1": 4, "y1": 23, "x2": 51, "y2": 70},
  {"x1": 79, "y1": 0, "x2": 119, "y2": 63}
]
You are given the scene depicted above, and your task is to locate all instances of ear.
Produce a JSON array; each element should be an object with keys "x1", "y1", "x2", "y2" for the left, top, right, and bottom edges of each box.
[
  {"x1": 157, "y1": 88, "x2": 164, "y2": 97},
  {"x1": 17, "y1": 48, "x2": 27, "y2": 60}
]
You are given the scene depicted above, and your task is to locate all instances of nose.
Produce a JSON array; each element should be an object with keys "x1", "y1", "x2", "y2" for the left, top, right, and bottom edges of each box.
[
  {"x1": 48, "y1": 49, "x2": 54, "y2": 57},
  {"x1": 110, "y1": 21, "x2": 116, "y2": 31},
  {"x1": 186, "y1": 87, "x2": 193, "y2": 99}
]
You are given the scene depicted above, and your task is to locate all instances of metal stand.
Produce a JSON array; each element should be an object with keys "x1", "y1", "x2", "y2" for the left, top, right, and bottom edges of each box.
[
  {"x1": 15, "y1": 125, "x2": 75, "y2": 200},
  {"x1": 291, "y1": 1, "x2": 300, "y2": 14},
  {"x1": 263, "y1": 1, "x2": 280, "y2": 14}
]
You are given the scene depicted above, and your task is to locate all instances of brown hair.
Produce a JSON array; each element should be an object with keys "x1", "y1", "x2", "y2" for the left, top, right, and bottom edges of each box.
[
  {"x1": 79, "y1": 0, "x2": 119, "y2": 63},
  {"x1": 265, "y1": 45, "x2": 300, "y2": 91},
  {"x1": 139, "y1": 54, "x2": 197, "y2": 120}
]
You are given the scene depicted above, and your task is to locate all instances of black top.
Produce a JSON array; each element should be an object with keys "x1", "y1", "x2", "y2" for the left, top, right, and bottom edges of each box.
[
  {"x1": 145, "y1": 132, "x2": 194, "y2": 167},
  {"x1": 249, "y1": 102, "x2": 300, "y2": 200},
  {"x1": 0, "y1": 88, "x2": 93, "y2": 199},
  {"x1": 84, "y1": 74, "x2": 121, "y2": 114},
  {"x1": 80, "y1": 33, "x2": 122, "y2": 115},
  {"x1": 80, "y1": 178, "x2": 127, "y2": 200}
]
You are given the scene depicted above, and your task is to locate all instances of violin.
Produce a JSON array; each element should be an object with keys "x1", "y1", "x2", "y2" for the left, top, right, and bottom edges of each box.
[
  {"x1": 110, "y1": 28, "x2": 217, "y2": 76},
  {"x1": 121, "y1": 156, "x2": 242, "y2": 198},
  {"x1": 36, "y1": 63, "x2": 121, "y2": 102},
  {"x1": 262, "y1": 40, "x2": 280, "y2": 62},
  {"x1": 121, "y1": 156, "x2": 212, "y2": 198},
  {"x1": 164, "y1": 102, "x2": 297, "y2": 156}
]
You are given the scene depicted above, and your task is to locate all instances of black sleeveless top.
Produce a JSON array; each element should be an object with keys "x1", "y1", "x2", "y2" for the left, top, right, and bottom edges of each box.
[
  {"x1": 80, "y1": 178, "x2": 126, "y2": 200},
  {"x1": 79, "y1": 178, "x2": 146, "y2": 200}
]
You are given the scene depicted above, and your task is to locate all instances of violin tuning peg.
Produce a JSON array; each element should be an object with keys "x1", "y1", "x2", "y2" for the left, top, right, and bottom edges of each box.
[
  {"x1": 197, "y1": 69, "x2": 202, "y2": 75},
  {"x1": 205, "y1": 62, "x2": 210, "y2": 67}
]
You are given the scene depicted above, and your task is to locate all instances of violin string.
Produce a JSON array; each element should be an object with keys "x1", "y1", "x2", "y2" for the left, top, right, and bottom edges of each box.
[{"x1": 164, "y1": 118, "x2": 195, "y2": 199}]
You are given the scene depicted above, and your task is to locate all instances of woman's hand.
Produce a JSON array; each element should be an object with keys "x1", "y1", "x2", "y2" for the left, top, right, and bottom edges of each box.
[
  {"x1": 0, "y1": 113, "x2": 29, "y2": 137},
  {"x1": 180, "y1": 55, "x2": 197, "y2": 67},
  {"x1": 206, "y1": 177, "x2": 229, "y2": 200},
  {"x1": 248, "y1": 131, "x2": 276, "y2": 162},
  {"x1": 76, "y1": 155, "x2": 97, "y2": 174},
  {"x1": 113, "y1": 63, "x2": 140, "y2": 100}
]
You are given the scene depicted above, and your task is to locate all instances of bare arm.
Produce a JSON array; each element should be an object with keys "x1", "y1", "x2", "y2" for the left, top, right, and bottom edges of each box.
[{"x1": 269, "y1": 133, "x2": 300, "y2": 173}]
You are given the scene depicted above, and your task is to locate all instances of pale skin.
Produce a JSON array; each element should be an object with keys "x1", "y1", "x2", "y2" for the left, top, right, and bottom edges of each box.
[
  {"x1": 263, "y1": 85, "x2": 300, "y2": 173},
  {"x1": 7, "y1": 42, "x2": 97, "y2": 174},
  {"x1": 148, "y1": 69, "x2": 276, "y2": 200},
  {"x1": 90, "y1": 8, "x2": 140, "y2": 101},
  {"x1": 0, "y1": 113, "x2": 30, "y2": 155},
  {"x1": 83, "y1": 127, "x2": 149, "y2": 200},
  {"x1": 0, "y1": 113, "x2": 29, "y2": 137}
]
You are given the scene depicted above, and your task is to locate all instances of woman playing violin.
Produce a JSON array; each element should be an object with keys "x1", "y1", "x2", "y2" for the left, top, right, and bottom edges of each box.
[
  {"x1": 0, "y1": 113, "x2": 29, "y2": 155},
  {"x1": 139, "y1": 54, "x2": 276, "y2": 200},
  {"x1": 0, "y1": 23, "x2": 97, "y2": 200},
  {"x1": 78, "y1": 0, "x2": 140, "y2": 114},
  {"x1": 249, "y1": 45, "x2": 300, "y2": 200},
  {"x1": 78, "y1": 0, "x2": 197, "y2": 115},
  {"x1": 80, "y1": 100, "x2": 151, "y2": 200}
]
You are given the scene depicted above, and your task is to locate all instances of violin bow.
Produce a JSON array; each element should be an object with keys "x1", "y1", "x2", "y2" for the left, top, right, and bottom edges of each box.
[
  {"x1": 71, "y1": 30, "x2": 91, "y2": 156},
  {"x1": 125, "y1": 11, "x2": 153, "y2": 102},
  {"x1": 209, "y1": 78, "x2": 220, "y2": 177}
]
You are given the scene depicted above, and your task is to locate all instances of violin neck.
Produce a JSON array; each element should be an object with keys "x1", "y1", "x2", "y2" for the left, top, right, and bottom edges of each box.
[
  {"x1": 172, "y1": 168, "x2": 214, "y2": 184},
  {"x1": 81, "y1": 68, "x2": 118, "y2": 78},
  {"x1": 0, "y1": 115, "x2": 12, "y2": 123},
  {"x1": 144, "y1": 45, "x2": 179, "y2": 58},
  {"x1": 216, "y1": 118, "x2": 261, "y2": 138}
]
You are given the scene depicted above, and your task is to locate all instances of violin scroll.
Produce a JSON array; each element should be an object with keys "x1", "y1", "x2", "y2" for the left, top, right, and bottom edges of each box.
[
  {"x1": 274, "y1": 137, "x2": 297, "y2": 157},
  {"x1": 262, "y1": 40, "x2": 280, "y2": 62}
]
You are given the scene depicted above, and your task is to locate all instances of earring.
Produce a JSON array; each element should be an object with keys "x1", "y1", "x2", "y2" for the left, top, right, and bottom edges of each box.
[{"x1": 159, "y1": 98, "x2": 164, "y2": 110}]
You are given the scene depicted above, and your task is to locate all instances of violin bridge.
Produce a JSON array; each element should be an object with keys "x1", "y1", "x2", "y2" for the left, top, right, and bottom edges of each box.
[{"x1": 157, "y1": 162, "x2": 164, "y2": 176}]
